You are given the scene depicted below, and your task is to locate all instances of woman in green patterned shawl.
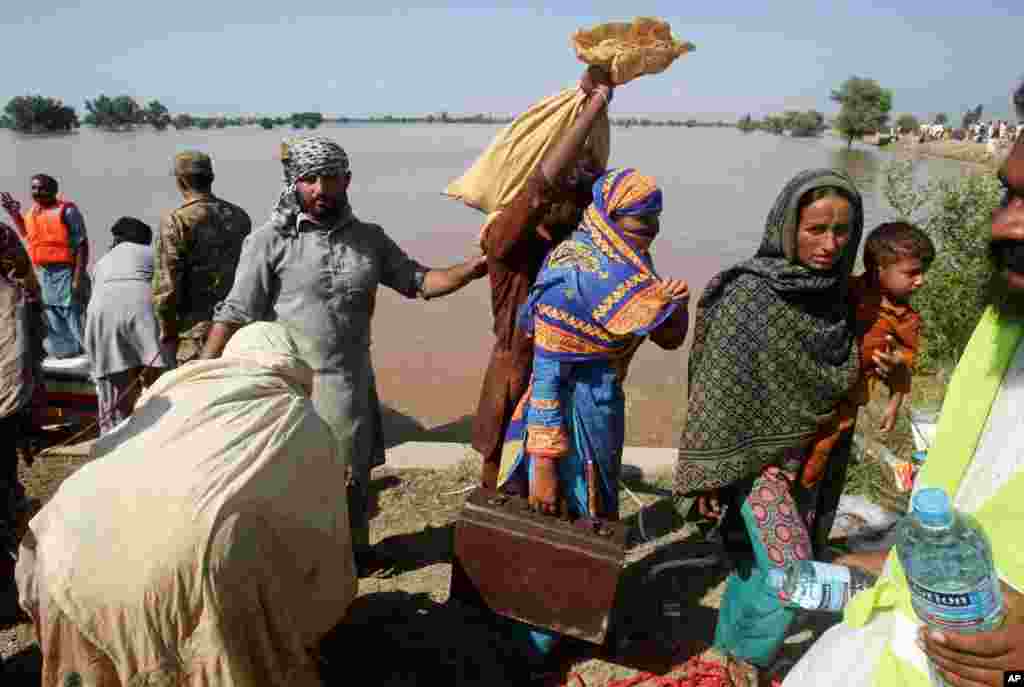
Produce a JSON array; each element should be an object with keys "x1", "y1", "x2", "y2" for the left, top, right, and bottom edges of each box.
[{"x1": 675, "y1": 168, "x2": 863, "y2": 686}]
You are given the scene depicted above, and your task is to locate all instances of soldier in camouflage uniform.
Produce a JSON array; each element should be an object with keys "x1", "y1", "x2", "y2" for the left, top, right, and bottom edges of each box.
[{"x1": 152, "y1": 151, "x2": 252, "y2": 364}]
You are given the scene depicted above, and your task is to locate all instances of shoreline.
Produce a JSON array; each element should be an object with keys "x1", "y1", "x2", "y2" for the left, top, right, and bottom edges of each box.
[
  {"x1": 825, "y1": 129, "x2": 1008, "y2": 170},
  {"x1": 883, "y1": 138, "x2": 1006, "y2": 170}
]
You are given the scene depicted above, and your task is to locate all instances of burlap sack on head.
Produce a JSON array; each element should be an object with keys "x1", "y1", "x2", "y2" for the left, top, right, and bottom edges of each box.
[
  {"x1": 444, "y1": 88, "x2": 610, "y2": 248},
  {"x1": 572, "y1": 17, "x2": 695, "y2": 86}
]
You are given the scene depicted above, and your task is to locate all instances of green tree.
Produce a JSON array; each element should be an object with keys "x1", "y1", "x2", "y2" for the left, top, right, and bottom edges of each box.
[
  {"x1": 896, "y1": 113, "x2": 920, "y2": 133},
  {"x1": 830, "y1": 76, "x2": 893, "y2": 149},
  {"x1": 172, "y1": 113, "x2": 194, "y2": 130},
  {"x1": 884, "y1": 160, "x2": 1003, "y2": 371},
  {"x1": 788, "y1": 110, "x2": 825, "y2": 137},
  {"x1": 85, "y1": 95, "x2": 144, "y2": 130},
  {"x1": 933, "y1": 113, "x2": 949, "y2": 126},
  {"x1": 762, "y1": 115, "x2": 786, "y2": 135},
  {"x1": 145, "y1": 100, "x2": 171, "y2": 130},
  {"x1": 290, "y1": 112, "x2": 323, "y2": 129},
  {"x1": 737, "y1": 114, "x2": 757, "y2": 132},
  {"x1": 259, "y1": 117, "x2": 275, "y2": 129},
  {"x1": 0, "y1": 114, "x2": 12, "y2": 129},
  {"x1": 197, "y1": 118, "x2": 213, "y2": 130},
  {"x1": 4, "y1": 95, "x2": 79, "y2": 133},
  {"x1": 781, "y1": 110, "x2": 802, "y2": 131}
]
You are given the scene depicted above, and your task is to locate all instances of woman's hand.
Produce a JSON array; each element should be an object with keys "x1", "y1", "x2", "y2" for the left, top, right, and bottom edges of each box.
[
  {"x1": 580, "y1": 66, "x2": 614, "y2": 102},
  {"x1": 529, "y1": 457, "x2": 561, "y2": 516},
  {"x1": 763, "y1": 465, "x2": 797, "y2": 483},
  {"x1": 658, "y1": 278, "x2": 690, "y2": 303},
  {"x1": 921, "y1": 588, "x2": 1024, "y2": 687},
  {"x1": 696, "y1": 489, "x2": 724, "y2": 522}
]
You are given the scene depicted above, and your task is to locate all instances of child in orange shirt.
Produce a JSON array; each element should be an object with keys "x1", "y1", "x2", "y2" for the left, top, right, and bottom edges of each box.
[{"x1": 801, "y1": 222, "x2": 936, "y2": 488}]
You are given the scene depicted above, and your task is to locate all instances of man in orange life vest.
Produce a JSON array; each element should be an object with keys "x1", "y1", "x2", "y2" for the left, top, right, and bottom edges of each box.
[{"x1": 2, "y1": 174, "x2": 89, "y2": 358}]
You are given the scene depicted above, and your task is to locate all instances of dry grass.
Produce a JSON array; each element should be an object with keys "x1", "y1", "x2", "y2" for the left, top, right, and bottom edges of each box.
[
  {"x1": 844, "y1": 371, "x2": 946, "y2": 514},
  {"x1": 890, "y1": 138, "x2": 1009, "y2": 169}
]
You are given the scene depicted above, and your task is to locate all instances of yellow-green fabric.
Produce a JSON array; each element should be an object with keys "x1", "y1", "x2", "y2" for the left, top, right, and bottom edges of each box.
[{"x1": 843, "y1": 306, "x2": 1024, "y2": 687}]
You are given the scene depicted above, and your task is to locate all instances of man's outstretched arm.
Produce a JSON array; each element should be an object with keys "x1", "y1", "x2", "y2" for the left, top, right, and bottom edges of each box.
[{"x1": 420, "y1": 255, "x2": 488, "y2": 300}]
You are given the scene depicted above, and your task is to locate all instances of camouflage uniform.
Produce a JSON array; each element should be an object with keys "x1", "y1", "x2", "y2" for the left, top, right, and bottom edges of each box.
[{"x1": 152, "y1": 152, "x2": 252, "y2": 363}]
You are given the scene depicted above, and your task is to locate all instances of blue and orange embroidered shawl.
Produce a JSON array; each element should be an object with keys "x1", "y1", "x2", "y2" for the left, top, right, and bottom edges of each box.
[{"x1": 515, "y1": 168, "x2": 679, "y2": 460}]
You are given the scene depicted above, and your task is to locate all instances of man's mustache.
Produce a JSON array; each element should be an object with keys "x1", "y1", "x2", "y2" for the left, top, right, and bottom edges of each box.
[{"x1": 990, "y1": 240, "x2": 1024, "y2": 274}]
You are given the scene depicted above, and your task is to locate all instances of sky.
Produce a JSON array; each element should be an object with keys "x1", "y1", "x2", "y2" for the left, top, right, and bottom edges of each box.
[{"x1": 4, "y1": 0, "x2": 1022, "y2": 121}]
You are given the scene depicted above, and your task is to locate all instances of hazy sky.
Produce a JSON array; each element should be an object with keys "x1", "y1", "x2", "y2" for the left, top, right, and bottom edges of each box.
[{"x1": 5, "y1": 1, "x2": 1021, "y2": 120}]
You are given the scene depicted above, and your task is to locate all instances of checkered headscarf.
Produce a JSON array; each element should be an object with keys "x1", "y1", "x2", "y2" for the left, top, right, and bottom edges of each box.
[{"x1": 273, "y1": 136, "x2": 351, "y2": 223}]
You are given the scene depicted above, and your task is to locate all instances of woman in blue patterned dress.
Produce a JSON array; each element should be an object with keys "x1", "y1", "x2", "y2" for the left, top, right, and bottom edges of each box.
[{"x1": 496, "y1": 168, "x2": 690, "y2": 664}]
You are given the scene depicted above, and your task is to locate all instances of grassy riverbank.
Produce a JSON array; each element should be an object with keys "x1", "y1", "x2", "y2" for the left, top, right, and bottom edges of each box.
[
  {"x1": 827, "y1": 128, "x2": 1008, "y2": 169},
  {"x1": 887, "y1": 137, "x2": 1008, "y2": 169},
  {"x1": 845, "y1": 371, "x2": 947, "y2": 513}
]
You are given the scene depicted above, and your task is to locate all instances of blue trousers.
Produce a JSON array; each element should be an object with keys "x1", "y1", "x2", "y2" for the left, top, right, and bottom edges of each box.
[{"x1": 43, "y1": 303, "x2": 85, "y2": 358}]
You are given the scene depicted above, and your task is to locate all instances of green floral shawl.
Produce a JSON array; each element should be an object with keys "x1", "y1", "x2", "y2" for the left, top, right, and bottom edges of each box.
[{"x1": 676, "y1": 169, "x2": 864, "y2": 494}]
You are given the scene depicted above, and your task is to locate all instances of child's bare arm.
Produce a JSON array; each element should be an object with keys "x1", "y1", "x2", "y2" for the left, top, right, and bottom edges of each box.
[{"x1": 880, "y1": 390, "x2": 904, "y2": 433}]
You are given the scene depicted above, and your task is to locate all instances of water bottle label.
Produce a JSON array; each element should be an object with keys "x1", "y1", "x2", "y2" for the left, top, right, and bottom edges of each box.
[
  {"x1": 781, "y1": 562, "x2": 852, "y2": 612},
  {"x1": 908, "y1": 575, "x2": 1002, "y2": 631}
]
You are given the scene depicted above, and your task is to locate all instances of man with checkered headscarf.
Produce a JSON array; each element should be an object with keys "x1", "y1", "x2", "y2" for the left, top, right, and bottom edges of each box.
[{"x1": 205, "y1": 136, "x2": 487, "y2": 574}]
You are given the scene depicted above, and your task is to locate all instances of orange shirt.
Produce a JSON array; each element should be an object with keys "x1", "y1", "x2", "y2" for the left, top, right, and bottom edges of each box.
[{"x1": 848, "y1": 273, "x2": 921, "y2": 403}]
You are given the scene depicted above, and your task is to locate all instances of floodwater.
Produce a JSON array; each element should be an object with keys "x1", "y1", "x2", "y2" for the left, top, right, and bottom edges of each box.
[{"x1": 1, "y1": 124, "x2": 971, "y2": 447}]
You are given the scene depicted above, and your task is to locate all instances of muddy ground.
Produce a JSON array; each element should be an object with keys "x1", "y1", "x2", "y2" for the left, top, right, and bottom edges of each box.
[{"x1": 0, "y1": 447, "x2": 838, "y2": 685}]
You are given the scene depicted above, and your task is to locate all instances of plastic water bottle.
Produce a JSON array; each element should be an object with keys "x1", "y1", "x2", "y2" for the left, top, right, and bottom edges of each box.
[
  {"x1": 896, "y1": 488, "x2": 1005, "y2": 634},
  {"x1": 768, "y1": 561, "x2": 876, "y2": 613}
]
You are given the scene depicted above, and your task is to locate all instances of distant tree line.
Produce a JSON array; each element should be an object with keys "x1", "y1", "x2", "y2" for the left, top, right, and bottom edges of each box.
[
  {"x1": 736, "y1": 110, "x2": 825, "y2": 137},
  {"x1": 7, "y1": 83, "x2": 1005, "y2": 140},
  {"x1": 0, "y1": 96, "x2": 524, "y2": 133},
  {"x1": 84, "y1": 95, "x2": 172, "y2": 130},
  {"x1": 358, "y1": 112, "x2": 513, "y2": 124},
  {"x1": 3, "y1": 96, "x2": 79, "y2": 133},
  {"x1": 884, "y1": 105, "x2": 989, "y2": 141},
  {"x1": 612, "y1": 117, "x2": 733, "y2": 129}
]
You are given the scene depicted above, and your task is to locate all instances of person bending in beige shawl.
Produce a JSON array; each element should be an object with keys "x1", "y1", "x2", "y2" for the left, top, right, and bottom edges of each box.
[{"x1": 16, "y1": 321, "x2": 356, "y2": 687}]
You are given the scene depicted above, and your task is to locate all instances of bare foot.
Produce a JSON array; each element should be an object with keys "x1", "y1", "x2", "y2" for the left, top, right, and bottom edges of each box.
[{"x1": 725, "y1": 655, "x2": 759, "y2": 687}]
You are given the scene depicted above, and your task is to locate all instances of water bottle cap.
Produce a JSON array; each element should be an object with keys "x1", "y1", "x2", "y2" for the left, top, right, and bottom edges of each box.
[
  {"x1": 766, "y1": 568, "x2": 785, "y2": 590},
  {"x1": 912, "y1": 487, "x2": 953, "y2": 527}
]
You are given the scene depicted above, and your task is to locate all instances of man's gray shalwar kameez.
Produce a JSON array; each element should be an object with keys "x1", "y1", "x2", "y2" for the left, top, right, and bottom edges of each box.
[{"x1": 213, "y1": 208, "x2": 426, "y2": 552}]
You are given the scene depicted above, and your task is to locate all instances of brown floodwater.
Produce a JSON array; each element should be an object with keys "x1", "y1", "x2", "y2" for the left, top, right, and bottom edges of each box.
[{"x1": 1, "y1": 124, "x2": 969, "y2": 447}]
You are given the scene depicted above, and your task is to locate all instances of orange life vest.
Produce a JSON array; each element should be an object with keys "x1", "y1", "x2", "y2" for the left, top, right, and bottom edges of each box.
[{"x1": 24, "y1": 201, "x2": 75, "y2": 266}]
